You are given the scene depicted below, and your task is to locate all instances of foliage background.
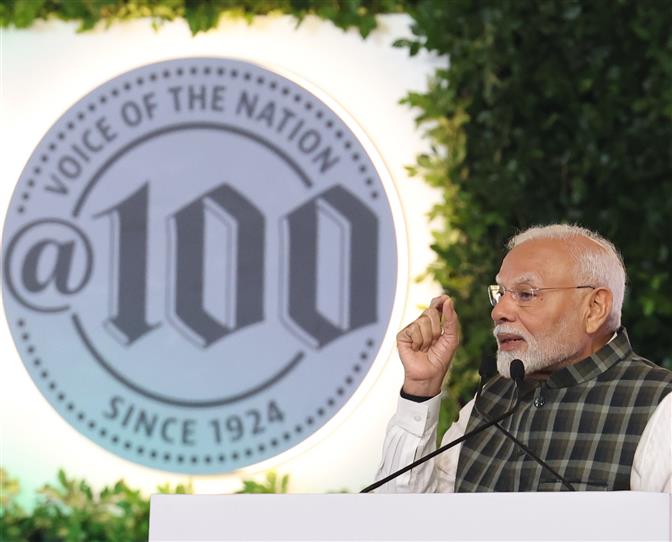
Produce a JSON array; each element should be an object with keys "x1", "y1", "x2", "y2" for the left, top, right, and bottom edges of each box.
[
  {"x1": 396, "y1": 0, "x2": 672, "y2": 429},
  {"x1": 2, "y1": 0, "x2": 672, "y2": 537},
  {"x1": 1, "y1": 467, "x2": 288, "y2": 542}
]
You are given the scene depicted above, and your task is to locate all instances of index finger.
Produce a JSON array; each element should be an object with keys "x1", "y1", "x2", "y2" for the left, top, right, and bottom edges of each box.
[{"x1": 428, "y1": 294, "x2": 450, "y2": 312}]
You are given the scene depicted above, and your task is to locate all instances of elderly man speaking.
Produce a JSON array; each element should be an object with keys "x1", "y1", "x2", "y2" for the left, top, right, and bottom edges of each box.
[{"x1": 376, "y1": 224, "x2": 672, "y2": 492}]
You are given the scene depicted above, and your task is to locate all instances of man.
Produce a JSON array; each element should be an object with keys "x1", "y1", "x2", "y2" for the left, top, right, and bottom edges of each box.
[{"x1": 376, "y1": 224, "x2": 672, "y2": 492}]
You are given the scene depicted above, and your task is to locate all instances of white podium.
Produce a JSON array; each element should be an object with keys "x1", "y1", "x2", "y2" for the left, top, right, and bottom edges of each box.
[{"x1": 149, "y1": 492, "x2": 670, "y2": 541}]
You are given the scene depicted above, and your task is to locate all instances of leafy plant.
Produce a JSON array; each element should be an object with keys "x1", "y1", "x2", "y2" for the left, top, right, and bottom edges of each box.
[
  {"x1": 0, "y1": 0, "x2": 411, "y2": 37},
  {"x1": 0, "y1": 467, "x2": 292, "y2": 541},
  {"x1": 1, "y1": 468, "x2": 157, "y2": 542},
  {"x1": 235, "y1": 470, "x2": 289, "y2": 494}
]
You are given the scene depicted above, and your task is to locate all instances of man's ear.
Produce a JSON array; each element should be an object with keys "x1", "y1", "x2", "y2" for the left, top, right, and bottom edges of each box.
[{"x1": 585, "y1": 288, "x2": 612, "y2": 334}]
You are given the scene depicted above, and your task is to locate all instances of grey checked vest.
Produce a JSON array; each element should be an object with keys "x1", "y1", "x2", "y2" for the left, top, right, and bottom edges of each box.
[{"x1": 455, "y1": 329, "x2": 672, "y2": 491}]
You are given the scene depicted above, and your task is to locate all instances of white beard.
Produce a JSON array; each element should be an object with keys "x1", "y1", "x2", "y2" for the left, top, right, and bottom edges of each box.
[{"x1": 494, "y1": 319, "x2": 580, "y2": 379}]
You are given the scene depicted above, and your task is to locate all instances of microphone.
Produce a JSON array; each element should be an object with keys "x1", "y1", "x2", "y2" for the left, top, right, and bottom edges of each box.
[
  {"x1": 480, "y1": 356, "x2": 498, "y2": 380},
  {"x1": 473, "y1": 359, "x2": 575, "y2": 491},
  {"x1": 360, "y1": 360, "x2": 526, "y2": 493},
  {"x1": 474, "y1": 356, "x2": 498, "y2": 401},
  {"x1": 509, "y1": 359, "x2": 525, "y2": 385}
]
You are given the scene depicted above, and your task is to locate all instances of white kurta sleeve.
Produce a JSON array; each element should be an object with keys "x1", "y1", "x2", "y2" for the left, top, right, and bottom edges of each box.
[
  {"x1": 630, "y1": 392, "x2": 672, "y2": 492},
  {"x1": 373, "y1": 394, "x2": 475, "y2": 493}
]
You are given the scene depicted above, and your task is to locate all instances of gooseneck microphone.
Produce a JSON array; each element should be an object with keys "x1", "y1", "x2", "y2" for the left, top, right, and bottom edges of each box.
[
  {"x1": 474, "y1": 356, "x2": 498, "y2": 401},
  {"x1": 473, "y1": 360, "x2": 576, "y2": 491},
  {"x1": 360, "y1": 359, "x2": 526, "y2": 493},
  {"x1": 472, "y1": 401, "x2": 575, "y2": 490}
]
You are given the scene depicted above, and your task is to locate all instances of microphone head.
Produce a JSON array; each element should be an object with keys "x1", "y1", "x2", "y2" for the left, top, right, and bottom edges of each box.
[
  {"x1": 478, "y1": 357, "x2": 497, "y2": 379},
  {"x1": 509, "y1": 359, "x2": 525, "y2": 383}
]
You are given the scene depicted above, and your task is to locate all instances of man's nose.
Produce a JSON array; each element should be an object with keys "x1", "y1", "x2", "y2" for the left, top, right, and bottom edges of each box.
[{"x1": 491, "y1": 292, "x2": 517, "y2": 323}]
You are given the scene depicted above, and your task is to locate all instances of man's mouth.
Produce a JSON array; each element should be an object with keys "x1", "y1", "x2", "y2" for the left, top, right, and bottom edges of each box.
[{"x1": 497, "y1": 333, "x2": 526, "y2": 351}]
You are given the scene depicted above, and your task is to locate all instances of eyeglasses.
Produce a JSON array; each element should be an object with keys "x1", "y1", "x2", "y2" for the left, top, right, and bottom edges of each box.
[{"x1": 488, "y1": 284, "x2": 595, "y2": 307}]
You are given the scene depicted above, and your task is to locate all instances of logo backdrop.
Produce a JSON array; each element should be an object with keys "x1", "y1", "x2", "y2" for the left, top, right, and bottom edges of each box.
[{"x1": 2, "y1": 58, "x2": 398, "y2": 473}]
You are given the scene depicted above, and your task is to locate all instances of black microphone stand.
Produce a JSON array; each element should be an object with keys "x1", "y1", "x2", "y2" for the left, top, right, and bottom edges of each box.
[
  {"x1": 474, "y1": 356, "x2": 575, "y2": 490},
  {"x1": 361, "y1": 360, "x2": 526, "y2": 493},
  {"x1": 472, "y1": 401, "x2": 575, "y2": 491}
]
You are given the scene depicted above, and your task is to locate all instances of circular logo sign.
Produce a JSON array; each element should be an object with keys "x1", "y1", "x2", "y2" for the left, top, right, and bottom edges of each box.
[{"x1": 2, "y1": 58, "x2": 397, "y2": 473}]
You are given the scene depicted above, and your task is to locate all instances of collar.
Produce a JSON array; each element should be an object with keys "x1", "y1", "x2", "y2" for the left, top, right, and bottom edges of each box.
[{"x1": 545, "y1": 327, "x2": 632, "y2": 389}]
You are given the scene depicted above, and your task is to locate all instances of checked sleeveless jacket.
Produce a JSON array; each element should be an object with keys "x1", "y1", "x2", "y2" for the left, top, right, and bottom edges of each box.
[{"x1": 455, "y1": 329, "x2": 672, "y2": 491}]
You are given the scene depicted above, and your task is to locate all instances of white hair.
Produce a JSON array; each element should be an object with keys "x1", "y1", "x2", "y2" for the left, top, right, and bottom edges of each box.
[{"x1": 507, "y1": 224, "x2": 626, "y2": 330}]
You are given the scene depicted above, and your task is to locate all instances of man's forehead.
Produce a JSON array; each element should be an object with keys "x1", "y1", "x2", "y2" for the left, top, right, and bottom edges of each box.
[
  {"x1": 495, "y1": 271, "x2": 543, "y2": 286},
  {"x1": 496, "y1": 238, "x2": 576, "y2": 285}
]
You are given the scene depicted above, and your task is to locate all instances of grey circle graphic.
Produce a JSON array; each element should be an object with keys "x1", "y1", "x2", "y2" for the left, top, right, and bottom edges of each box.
[{"x1": 2, "y1": 58, "x2": 397, "y2": 473}]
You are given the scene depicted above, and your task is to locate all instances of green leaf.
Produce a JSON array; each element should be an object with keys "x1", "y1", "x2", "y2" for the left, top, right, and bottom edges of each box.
[{"x1": 11, "y1": 0, "x2": 46, "y2": 28}]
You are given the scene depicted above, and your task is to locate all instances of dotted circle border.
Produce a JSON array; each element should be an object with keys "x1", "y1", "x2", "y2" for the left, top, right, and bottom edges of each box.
[{"x1": 12, "y1": 59, "x2": 386, "y2": 469}]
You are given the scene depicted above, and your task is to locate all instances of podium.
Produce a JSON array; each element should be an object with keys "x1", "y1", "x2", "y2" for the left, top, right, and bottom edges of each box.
[{"x1": 149, "y1": 492, "x2": 671, "y2": 541}]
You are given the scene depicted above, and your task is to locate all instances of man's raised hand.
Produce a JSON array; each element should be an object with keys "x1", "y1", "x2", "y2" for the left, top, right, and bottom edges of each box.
[{"x1": 396, "y1": 295, "x2": 460, "y2": 397}]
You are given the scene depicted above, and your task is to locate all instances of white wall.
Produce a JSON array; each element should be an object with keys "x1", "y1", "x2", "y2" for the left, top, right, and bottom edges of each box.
[{"x1": 0, "y1": 14, "x2": 443, "y2": 502}]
